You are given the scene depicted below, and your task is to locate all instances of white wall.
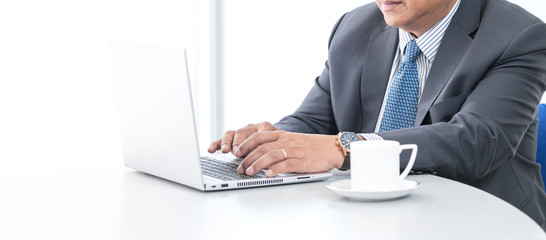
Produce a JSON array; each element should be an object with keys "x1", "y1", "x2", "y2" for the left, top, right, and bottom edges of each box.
[
  {"x1": 221, "y1": 0, "x2": 371, "y2": 136},
  {"x1": 0, "y1": 0, "x2": 113, "y2": 174},
  {"x1": 0, "y1": 0, "x2": 207, "y2": 174}
]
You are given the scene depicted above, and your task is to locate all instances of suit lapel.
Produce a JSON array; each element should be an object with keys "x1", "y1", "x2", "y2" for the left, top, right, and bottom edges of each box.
[
  {"x1": 415, "y1": 0, "x2": 481, "y2": 125},
  {"x1": 360, "y1": 26, "x2": 398, "y2": 132}
]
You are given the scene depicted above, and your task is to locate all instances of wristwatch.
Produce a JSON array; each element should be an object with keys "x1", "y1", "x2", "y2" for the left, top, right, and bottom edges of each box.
[{"x1": 335, "y1": 132, "x2": 363, "y2": 170}]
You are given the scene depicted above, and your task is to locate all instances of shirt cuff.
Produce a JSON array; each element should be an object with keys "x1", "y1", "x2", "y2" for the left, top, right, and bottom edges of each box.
[{"x1": 358, "y1": 133, "x2": 384, "y2": 141}]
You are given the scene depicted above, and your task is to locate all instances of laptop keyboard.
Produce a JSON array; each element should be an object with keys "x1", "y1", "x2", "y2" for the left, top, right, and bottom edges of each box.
[{"x1": 201, "y1": 156, "x2": 266, "y2": 181}]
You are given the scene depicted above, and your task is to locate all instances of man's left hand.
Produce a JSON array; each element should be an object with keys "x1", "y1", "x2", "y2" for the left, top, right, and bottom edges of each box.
[{"x1": 234, "y1": 131, "x2": 344, "y2": 177}]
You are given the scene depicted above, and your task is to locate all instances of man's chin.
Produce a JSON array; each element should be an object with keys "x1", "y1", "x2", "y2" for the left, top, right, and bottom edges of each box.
[{"x1": 382, "y1": 17, "x2": 403, "y2": 28}]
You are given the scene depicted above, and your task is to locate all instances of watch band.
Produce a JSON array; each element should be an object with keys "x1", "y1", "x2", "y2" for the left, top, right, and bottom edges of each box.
[{"x1": 338, "y1": 154, "x2": 351, "y2": 171}]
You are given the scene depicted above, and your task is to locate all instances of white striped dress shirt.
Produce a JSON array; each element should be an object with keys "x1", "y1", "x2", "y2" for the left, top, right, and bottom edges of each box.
[{"x1": 360, "y1": 0, "x2": 461, "y2": 140}]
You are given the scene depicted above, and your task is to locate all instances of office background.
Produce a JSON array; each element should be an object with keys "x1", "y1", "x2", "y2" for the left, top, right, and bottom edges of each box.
[{"x1": 0, "y1": 0, "x2": 545, "y2": 175}]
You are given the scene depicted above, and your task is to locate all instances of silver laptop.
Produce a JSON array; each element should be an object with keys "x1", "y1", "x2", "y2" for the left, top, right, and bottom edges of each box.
[{"x1": 110, "y1": 43, "x2": 332, "y2": 191}]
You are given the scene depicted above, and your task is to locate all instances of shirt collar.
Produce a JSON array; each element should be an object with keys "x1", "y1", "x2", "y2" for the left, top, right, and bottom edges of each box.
[{"x1": 398, "y1": 0, "x2": 461, "y2": 61}]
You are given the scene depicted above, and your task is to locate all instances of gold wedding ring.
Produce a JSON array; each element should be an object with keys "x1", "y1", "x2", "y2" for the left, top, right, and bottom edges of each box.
[{"x1": 280, "y1": 149, "x2": 288, "y2": 160}]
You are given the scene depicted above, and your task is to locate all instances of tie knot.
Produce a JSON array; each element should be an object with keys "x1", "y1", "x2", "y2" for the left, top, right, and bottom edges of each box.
[{"x1": 404, "y1": 40, "x2": 421, "y2": 63}]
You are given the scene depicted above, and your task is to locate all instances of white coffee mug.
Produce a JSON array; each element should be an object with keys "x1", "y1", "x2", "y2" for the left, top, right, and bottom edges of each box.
[{"x1": 350, "y1": 140, "x2": 417, "y2": 191}]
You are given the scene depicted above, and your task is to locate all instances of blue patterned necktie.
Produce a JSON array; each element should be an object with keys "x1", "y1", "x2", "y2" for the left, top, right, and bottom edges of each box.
[{"x1": 379, "y1": 40, "x2": 421, "y2": 132}]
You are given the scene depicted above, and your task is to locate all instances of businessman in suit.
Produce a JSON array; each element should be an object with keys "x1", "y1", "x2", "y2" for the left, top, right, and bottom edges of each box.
[{"x1": 209, "y1": 0, "x2": 546, "y2": 229}]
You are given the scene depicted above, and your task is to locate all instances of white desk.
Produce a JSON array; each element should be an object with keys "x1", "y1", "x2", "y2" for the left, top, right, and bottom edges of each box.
[{"x1": 0, "y1": 165, "x2": 544, "y2": 240}]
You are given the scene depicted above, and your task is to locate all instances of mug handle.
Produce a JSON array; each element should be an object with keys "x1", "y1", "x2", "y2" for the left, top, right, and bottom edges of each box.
[{"x1": 399, "y1": 144, "x2": 418, "y2": 180}]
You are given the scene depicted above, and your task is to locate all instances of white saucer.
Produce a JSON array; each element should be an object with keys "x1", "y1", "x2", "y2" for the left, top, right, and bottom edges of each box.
[{"x1": 326, "y1": 179, "x2": 421, "y2": 201}]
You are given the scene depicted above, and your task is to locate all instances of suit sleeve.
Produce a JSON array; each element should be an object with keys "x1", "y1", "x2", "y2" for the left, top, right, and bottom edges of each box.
[
  {"x1": 378, "y1": 22, "x2": 546, "y2": 182},
  {"x1": 273, "y1": 13, "x2": 348, "y2": 135}
]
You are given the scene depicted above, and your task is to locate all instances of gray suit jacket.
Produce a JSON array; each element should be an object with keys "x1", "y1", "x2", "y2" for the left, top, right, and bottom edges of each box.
[{"x1": 275, "y1": 0, "x2": 546, "y2": 229}]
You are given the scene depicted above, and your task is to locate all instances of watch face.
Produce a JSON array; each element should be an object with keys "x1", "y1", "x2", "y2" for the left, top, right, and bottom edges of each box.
[{"x1": 340, "y1": 132, "x2": 361, "y2": 151}]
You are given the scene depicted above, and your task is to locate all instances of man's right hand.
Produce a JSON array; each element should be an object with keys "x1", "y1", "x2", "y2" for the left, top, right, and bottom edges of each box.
[{"x1": 207, "y1": 122, "x2": 280, "y2": 156}]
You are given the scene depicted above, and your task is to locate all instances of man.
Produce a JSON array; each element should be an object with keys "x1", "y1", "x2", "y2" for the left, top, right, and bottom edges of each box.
[{"x1": 209, "y1": 0, "x2": 546, "y2": 229}]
